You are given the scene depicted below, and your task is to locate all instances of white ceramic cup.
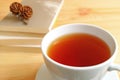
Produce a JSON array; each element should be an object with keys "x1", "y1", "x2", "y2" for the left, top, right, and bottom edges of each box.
[{"x1": 41, "y1": 23, "x2": 119, "y2": 80}]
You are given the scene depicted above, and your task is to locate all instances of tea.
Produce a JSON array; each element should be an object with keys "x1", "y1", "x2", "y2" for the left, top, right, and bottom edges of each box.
[{"x1": 47, "y1": 33, "x2": 111, "y2": 67}]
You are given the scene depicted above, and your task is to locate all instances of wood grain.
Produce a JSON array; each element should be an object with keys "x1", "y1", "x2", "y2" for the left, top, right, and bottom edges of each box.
[
  {"x1": 0, "y1": 0, "x2": 120, "y2": 80},
  {"x1": 0, "y1": 46, "x2": 43, "y2": 80}
]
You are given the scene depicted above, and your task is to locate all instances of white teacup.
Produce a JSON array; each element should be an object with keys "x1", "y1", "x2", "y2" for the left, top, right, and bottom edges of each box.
[{"x1": 41, "y1": 23, "x2": 119, "y2": 80}]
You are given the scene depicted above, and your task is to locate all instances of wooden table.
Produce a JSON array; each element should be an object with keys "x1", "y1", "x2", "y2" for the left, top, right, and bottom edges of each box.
[{"x1": 0, "y1": 0, "x2": 120, "y2": 80}]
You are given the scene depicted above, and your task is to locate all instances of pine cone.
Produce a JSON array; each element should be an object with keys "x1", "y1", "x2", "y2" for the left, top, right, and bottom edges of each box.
[
  {"x1": 20, "y1": 6, "x2": 33, "y2": 20},
  {"x1": 10, "y1": 2, "x2": 23, "y2": 15}
]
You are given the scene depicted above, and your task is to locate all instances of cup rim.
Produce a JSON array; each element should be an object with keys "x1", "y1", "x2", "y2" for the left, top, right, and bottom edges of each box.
[{"x1": 41, "y1": 23, "x2": 118, "y2": 70}]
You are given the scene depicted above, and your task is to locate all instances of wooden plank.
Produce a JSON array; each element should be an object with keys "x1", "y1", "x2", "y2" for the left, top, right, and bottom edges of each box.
[{"x1": 0, "y1": 0, "x2": 120, "y2": 80}]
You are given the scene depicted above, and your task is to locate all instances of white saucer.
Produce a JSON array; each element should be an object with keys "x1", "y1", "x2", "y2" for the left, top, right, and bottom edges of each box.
[{"x1": 35, "y1": 64, "x2": 119, "y2": 80}]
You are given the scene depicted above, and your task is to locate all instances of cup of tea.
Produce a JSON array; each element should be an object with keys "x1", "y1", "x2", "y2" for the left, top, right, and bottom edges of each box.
[{"x1": 41, "y1": 23, "x2": 119, "y2": 80}]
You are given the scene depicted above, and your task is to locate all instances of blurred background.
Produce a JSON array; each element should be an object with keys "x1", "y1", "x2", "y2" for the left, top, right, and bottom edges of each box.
[{"x1": 0, "y1": 0, "x2": 120, "y2": 80}]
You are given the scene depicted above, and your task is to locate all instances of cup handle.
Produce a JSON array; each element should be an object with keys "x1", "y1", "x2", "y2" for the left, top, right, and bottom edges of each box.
[{"x1": 108, "y1": 63, "x2": 120, "y2": 71}]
